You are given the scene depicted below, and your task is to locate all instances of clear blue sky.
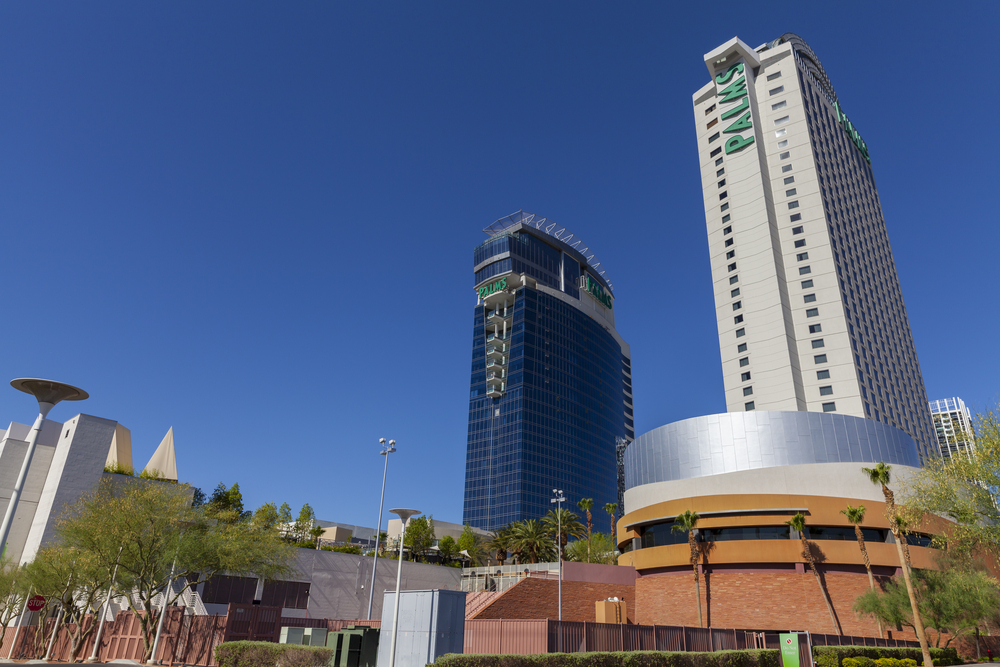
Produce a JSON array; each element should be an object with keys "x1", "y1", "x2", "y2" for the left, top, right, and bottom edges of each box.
[{"x1": 2, "y1": 2, "x2": 997, "y2": 529}]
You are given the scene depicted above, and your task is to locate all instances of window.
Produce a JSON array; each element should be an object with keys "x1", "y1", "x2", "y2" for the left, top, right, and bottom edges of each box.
[
  {"x1": 711, "y1": 147, "x2": 722, "y2": 158},
  {"x1": 806, "y1": 308, "x2": 819, "y2": 317},
  {"x1": 721, "y1": 202, "x2": 729, "y2": 211},
  {"x1": 774, "y1": 116, "x2": 790, "y2": 126},
  {"x1": 741, "y1": 372, "x2": 751, "y2": 381},
  {"x1": 716, "y1": 168, "x2": 725, "y2": 177},
  {"x1": 261, "y1": 581, "x2": 310, "y2": 610},
  {"x1": 775, "y1": 128, "x2": 787, "y2": 137},
  {"x1": 725, "y1": 238, "x2": 734, "y2": 247},
  {"x1": 707, "y1": 118, "x2": 718, "y2": 129},
  {"x1": 799, "y1": 266, "x2": 811, "y2": 275},
  {"x1": 201, "y1": 576, "x2": 258, "y2": 605},
  {"x1": 729, "y1": 275, "x2": 738, "y2": 284},
  {"x1": 705, "y1": 104, "x2": 716, "y2": 115},
  {"x1": 794, "y1": 239, "x2": 806, "y2": 248},
  {"x1": 718, "y1": 179, "x2": 726, "y2": 188},
  {"x1": 822, "y1": 402, "x2": 837, "y2": 412},
  {"x1": 817, "y1": 370, "x2": 830, "y2": 380},
  {"x1": 722, "y1": 214, "x2": 731, "y2": 223},
  {"x1": 737, "y1": 342, "x2": 748, "y2": 352},
  {"x1": 726, "y1": 250, "x2": 735, "y2": 259},
  {"x1": 790, "y1": 213, "x2": 801, "y2": 221},
  {"x1": 812, "y1": 341, "x2": 825, "y2": 351},
  {"x1": 777, "y1": 139, "x2": 788, "y2": 148},
  {"x1": 808, "y1": 325, "x2": 822, "y2": 336},
  {"x1": 772, "y1": 101, "x2": 787, "y2": 110},
  {"x1": 769, "y1": 85, "x2": 784, "y2": 95},
  {"x1": 730, "y1": 287, "x2": 740, "y2": 297},
  {"x1": 781, "y1": 164, "x2": 792, "y2": 173},
  {"x1": 788, "y1": 201, "x2": 800, "y2": 209},
  {"x1": 780, "y1": 151, "x2": 790, "y2": 160},
  {"x1": 732, "y1": 301, "x2": 742, "y2": 310},
  {"x1": 804, "y1": 293, "x2": 816, "y2": 303},
  {"x1": 792, "y1": 226, "x2": 804, "y2": 235},
  {"x1": 739, "y1": 357, "x2": 749, "y2": 367},
  {"x1": 766, "y1": 71, "x2": 782, "y2": 81},
  {"x1": 786, "y1": 188, "x2": 797, "y2": 196},
  {"x1": 820, "y1": 386, "x2": 834, "y2": 396},
  {"x1": 784, "y1": 176, "x2": 795, "y2": 185},
  {"x1": 736, "y1": 328, "x2": 745, "y2": 337},
  {"x1": 734, "y1": 315, "x2": 744, "y2": 324},
  {"x1": 801, "y1": 279, "x2": 813, "y2": 288},
  {"x1": 724, "y1": 226, "x2": 732, "y2": 235},
  {"x1": 728, "y1": 263, "x2": 737, "y2": 272},
  {"x1": 797, "y1": 252, "x2": 809, "y2": 261},
  {"x1": 815, "y1": 354, "x2": 828, "y2": 363},
  {"x1": 709, "y1": 132, "x2": 720, "y2": 143},
  {"x1": 743, "y1": 386, "x2": 753, "y2": 396},
  {"x1": 745, "y1": 401, "x2": 755, "y2": 410}
]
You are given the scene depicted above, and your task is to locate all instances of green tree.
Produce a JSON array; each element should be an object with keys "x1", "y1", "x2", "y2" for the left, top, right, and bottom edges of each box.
[
  {"x1": 292, "y1": 504, "x2": 317, "y2": 544},
  {"x1": 863, "y1": 462, "x2": 932, "y2": 667},
  {"x1": 565, "y1": 532, "x2": 617, "y2": 564},
  {"x1": 854, "y1": 563, "x2": 1000, "y2": 647},
  {"x1": 577, "y1": 498, "x2": 594, "y2": 562},
  {"x1": 671, "y1": 510, "x2": 703, "y2": 629},
  {"x1": 56, "y1": 476, "x2": 294, "y2": 662},
  {"x1": 206, "y1": 483, "x2": 251, "y2": 523},
  {"x1": 437, "y1": 535, "x2": 459, "y2": 564},
  {"x1": 541, "y1": 509, "x2": 585, "y2": 560},
  {"x1": 252, "y1": 502, "x2": 281, "y2": 532},
  {"x1": 278, "y1": 502, "x2": 294, "y2": 540},
  {"x1": 404, "y1": 515, "x2": 435, "y2": 562},
  {"x1": 510, "y1": 520, "x2": 556, "y2": 564},
  {"x1": 484, "y1": 526, "x2": 513, "y2": 566},
  {"x1": 786, "y1": 513, "x2": 842, "y2": 635},
  {"x1": 0, "y1": 557, "x2": 28, "y2": 650},
  {"x1": 841, "y1": 504, "x2": 882, "y2": 638},
  {"x1": 604, "y1": 503, "x2": 618, "y2": 545},
  {"x1": 457, "y1": 525, "x2": 485, "y2": 564}
]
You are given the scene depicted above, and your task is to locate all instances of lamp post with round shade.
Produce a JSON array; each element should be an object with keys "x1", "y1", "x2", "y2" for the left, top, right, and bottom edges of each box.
[
  {"x1": 0, "y1": 379, "x2": 88, "y2": 560},
  {"x1": 551, "y1": 489, "x2": 565, "y2": 653},
  {"x1": 387, "y1": 508, "x2": 420, "y2": 667},
  {"x1": 366, "y1": 438, "x2": 396, "y2": 620}
]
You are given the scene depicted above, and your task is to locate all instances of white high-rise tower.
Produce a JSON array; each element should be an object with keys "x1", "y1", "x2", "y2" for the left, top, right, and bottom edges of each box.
[{"x1": 692, "y1": 34, "x2": 936, "y2": 462}]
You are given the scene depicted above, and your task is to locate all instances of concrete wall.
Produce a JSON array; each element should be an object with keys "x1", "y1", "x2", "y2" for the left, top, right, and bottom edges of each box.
[{"x1": 0, "y1": 418, "x2": 61, "y2": 564}]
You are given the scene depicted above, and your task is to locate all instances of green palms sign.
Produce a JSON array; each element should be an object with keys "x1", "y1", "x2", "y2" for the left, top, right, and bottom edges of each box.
[{"x1": 779, "y1": 634, "x2": 800, "y2": 667}]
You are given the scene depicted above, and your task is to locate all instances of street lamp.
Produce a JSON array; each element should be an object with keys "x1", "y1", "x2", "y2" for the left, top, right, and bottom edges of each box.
[
  {"x1": 366, "y1": 438, "x2": 396, "y2": 620},
  {"x1": 387, "y1": 508, "x2": 420, "y2": 667},
  {"x1": 551, "y1": 488, "x2": 566, "y2": 643},
  {"x1": 1, "y1": 379, "x2": 88, "y2": 559},
  {"x1": 148, "y1": 520, "x2": 194, "y2": 665}
]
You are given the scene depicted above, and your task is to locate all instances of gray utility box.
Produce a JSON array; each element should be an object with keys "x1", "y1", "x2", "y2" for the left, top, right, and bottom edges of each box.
[
  {"x1": 376, "y1": 589, "x2": 466, "y2": 667},
  {"x1": 327, "y1": 625, "x2": 380, "y2": 667},
  {"x1": 280, "y1": 627, "x2": 305, "y2": 645},
  {"x1": 280, "y1": 626, "x2": 328, "y2": 647}
]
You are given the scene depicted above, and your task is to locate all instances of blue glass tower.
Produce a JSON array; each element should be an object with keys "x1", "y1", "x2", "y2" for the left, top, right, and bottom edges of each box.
[{"x1": 463, "y1": 211, "x2": 633, "y2": 532}]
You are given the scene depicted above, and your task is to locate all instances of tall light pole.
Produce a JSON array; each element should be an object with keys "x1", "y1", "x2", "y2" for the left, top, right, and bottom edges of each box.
[
  {"x1": 366, "y1": 438, "x2": 396, "y2": 620},
  {"x1": 387, "y1": 508, "x2": 420, "y2": 667},
  {"x1": 551, "y1": 488, "x2": 565, "y2": 653},
  {"x1": 1, "y1": 379, "x2": 88, "y2": 560}
]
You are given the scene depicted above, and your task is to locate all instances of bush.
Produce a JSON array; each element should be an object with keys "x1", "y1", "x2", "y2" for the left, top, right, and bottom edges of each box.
[
  {"x1": 812, "y1": 646, "x2": 959, "y2": 667},
  {"x1": 435, "y1": 650, "x2": 781, "y2": 667},
  {"x1": 215, "y1": 641, "x2": 333, "y2": 667}
]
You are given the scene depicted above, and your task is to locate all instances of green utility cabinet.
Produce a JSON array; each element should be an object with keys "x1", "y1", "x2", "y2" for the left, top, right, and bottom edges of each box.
[
  {"x1": 279, "y1": 626, "x2": 328, "y2": 647},
  {"x1": 326, "y1": 625, "x2": 380, "y2": 667}
]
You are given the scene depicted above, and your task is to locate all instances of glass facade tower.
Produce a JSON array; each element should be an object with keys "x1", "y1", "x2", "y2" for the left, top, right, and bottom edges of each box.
[{"x1": 463, "y1": 211, "x2": 633, "y2": 531}]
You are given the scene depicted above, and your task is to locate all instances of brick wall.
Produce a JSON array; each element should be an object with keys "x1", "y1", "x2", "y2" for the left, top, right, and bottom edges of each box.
[
  {"x1": 472, "y1": 577, "x2": 636, "y2": 623},
  {"x1": 636, "y1": 569, "x2": 919, "y2": 640}
]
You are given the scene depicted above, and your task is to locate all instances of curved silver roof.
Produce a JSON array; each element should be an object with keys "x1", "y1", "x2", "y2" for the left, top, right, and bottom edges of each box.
[
  {"x1": 624, "y1": 411, "x2": 920, "y2": 490},
  {"x1": 484, "y1": 210, "x2": 615, "y2": 292},
  {"x1": 758, "y1": 33, "x2": 838, "y2": 104}
]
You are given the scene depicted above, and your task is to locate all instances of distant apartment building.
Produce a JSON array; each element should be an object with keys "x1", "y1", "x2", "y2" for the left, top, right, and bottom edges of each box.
[{"x1": 929, "y1": 397, "x2": 975, "y2": 460}]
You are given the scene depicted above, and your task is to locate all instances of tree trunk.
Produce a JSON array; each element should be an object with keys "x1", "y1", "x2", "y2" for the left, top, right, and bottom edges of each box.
[
  {"x1": 801, "y1": 537, "x2": 842, "y2": 635},
  {"x1": 854, "y1": 524, "x2": 882, "y2": 638},
  {"x1": 883, "y1": 484, "x2": 933, "y2": 667},
  {"x1": 688, "y1": 531, "x2": 703, "y2": 628}
]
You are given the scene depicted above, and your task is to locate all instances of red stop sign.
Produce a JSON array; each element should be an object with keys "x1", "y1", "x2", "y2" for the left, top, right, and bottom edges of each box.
[{"x1": 26, "y1": 595, "x2": 45, "y2": 612}]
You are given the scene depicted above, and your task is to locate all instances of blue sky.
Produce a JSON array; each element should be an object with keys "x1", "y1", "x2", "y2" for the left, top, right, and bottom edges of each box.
[{"x1": 2, "y1": 2, "x2": 997, "y2": 530}]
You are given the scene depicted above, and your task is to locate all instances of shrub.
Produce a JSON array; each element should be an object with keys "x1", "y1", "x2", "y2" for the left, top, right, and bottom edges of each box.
[
  {"x1": 215, "y1": 641, "x2": 332, "y2": 667},
  {"x1": 434, "y1": 650, "x2": 780, "y2": 667},
  {"x1": 812, "y1": 646, "x2": 959, "y2": 667}
]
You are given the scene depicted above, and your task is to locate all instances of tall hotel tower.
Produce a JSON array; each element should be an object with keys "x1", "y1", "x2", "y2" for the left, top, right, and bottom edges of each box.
[
  {"x1": 693, "y1": 34, "x2": 935, "y2": 461},
  {"x1": 463, "y1": 211, "x2": 633, "y2": 531}
]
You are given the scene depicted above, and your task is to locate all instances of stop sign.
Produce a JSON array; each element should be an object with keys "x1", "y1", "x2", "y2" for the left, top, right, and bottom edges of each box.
[{"x1": 26, "y1": 595, "x2": 45, "y2": 612}]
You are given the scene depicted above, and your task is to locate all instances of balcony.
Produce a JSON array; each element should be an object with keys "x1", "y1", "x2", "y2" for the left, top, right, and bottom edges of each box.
[
  {"x1": 487, "y1": 344, "x2": 507, "y2": 359},
  {"x1": 487, "y1": 370, "x2": 505, "y2": 382},
  {"x1": 486, "y1": 332, "x2": 507, "y2": 344},
  {"x1": 486, "y1": 383, "x2": 505, "y2": 398},
  {"x1": 488, "y1": 308, "x2": 511, "y2": 324},
  {"x1": 486, "y1": 357, "x2": 506, "y2": 369}
]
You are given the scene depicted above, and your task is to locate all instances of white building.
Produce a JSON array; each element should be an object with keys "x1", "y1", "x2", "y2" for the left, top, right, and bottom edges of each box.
[
  {"x1": 929, "y1": 397, "x2": 975, "y2": 460},
  {"x1": 692, "y1": 33, "x2": 936, "y2": 462}
]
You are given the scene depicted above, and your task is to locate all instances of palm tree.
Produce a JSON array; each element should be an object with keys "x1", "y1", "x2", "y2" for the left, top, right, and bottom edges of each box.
[
  {"x1": 604, "y1": 503, "x2": 618, "y2": 545},
  {"x1": 786, "y1": 512, "x2": 842, "y2": 635},
  {"x1": 863, "y1": 463, "x2": 932, "y2": 667},
  {"x1": 578, "y1": 498, "x2": 594, "y2": 562},
  {"x1": 842, "y1": 505, "x2": 881, "y2": 638},
  {"x1": 670, "y1": 510, "x2": 703, "y2": 629},
  {"x1": 510, "y1": 520, "x2": 556, "y2": 564},
  {"x1": 541, "y1": 508, "x2": 585, "y2": 560},
  {"x1": 485, "y1": 525, "x2": 513, "y2": 566}
]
